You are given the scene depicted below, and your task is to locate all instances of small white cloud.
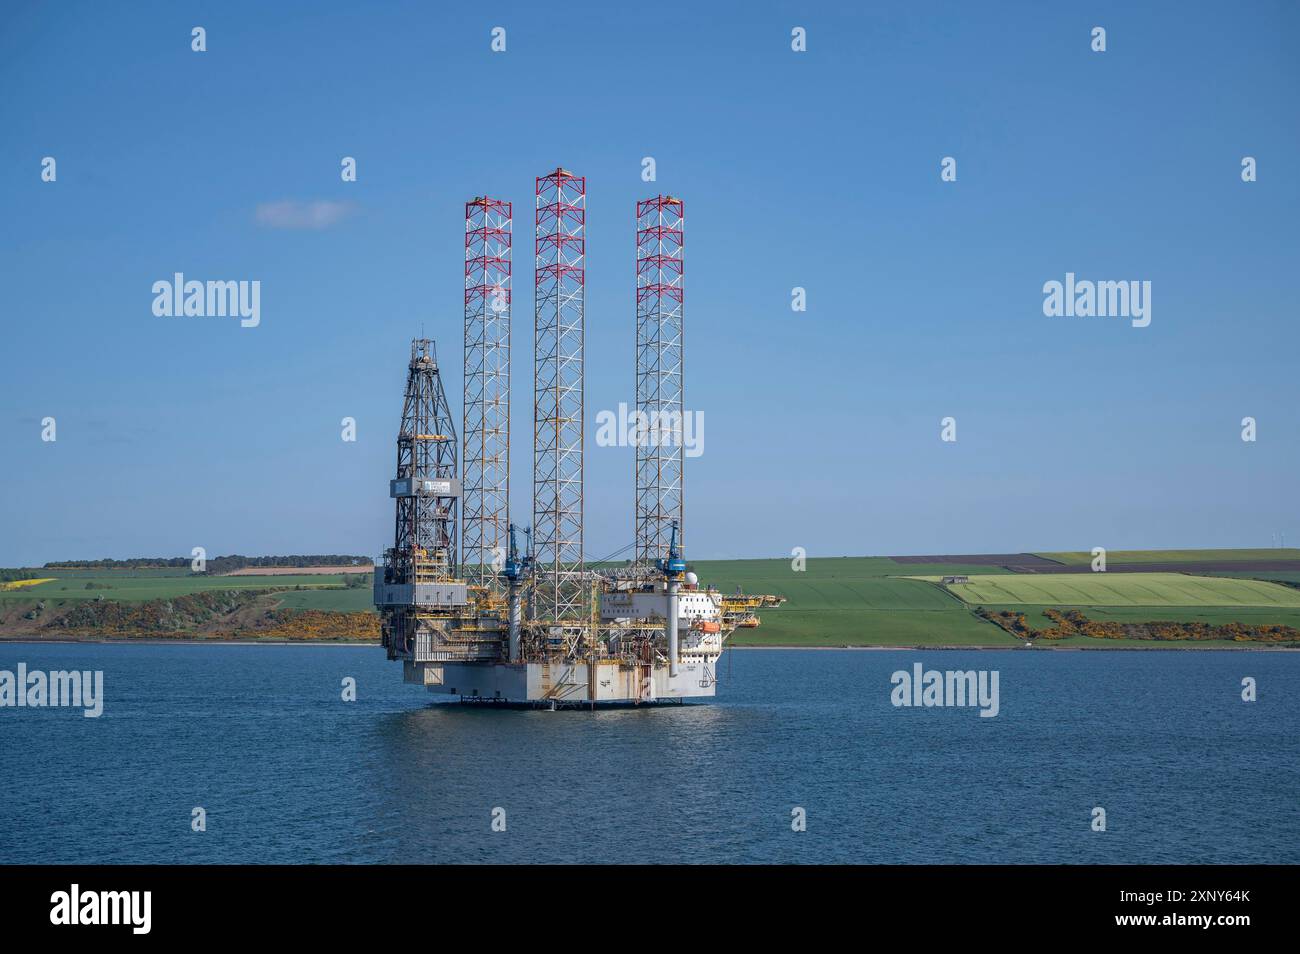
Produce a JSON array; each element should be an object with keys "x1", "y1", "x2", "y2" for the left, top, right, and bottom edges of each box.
[{"x1": 255, "y1": 199, "x2": 356, "y2": 230}]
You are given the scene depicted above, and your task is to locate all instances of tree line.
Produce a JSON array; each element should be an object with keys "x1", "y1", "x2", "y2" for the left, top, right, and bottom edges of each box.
[{"x1": 0, "y1": 568, "x2": 42, "y2": 582}]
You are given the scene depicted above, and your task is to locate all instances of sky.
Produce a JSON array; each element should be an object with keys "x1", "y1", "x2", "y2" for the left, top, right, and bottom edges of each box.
[{"x1": 1, "y1": 0, "x2": 1297, "y2": 567}]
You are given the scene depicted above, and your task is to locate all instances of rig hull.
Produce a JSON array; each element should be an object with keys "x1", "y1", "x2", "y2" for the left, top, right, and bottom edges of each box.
[{"x1": 402, "y1": 657, "x2": 719, "y2": 704}]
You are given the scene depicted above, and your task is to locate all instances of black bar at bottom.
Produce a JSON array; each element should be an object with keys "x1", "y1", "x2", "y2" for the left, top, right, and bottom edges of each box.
[{"x1": 0, "y1": 864, "x2": 1281, "y2": 940}]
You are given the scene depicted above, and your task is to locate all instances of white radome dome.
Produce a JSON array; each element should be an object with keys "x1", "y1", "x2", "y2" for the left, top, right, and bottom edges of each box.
[{"x1": 685, "y1": 572, "x2": 699, "y2": 586}]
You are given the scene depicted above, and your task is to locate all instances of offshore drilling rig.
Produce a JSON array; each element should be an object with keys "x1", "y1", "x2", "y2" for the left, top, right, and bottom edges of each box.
[{"x1": 374, "y1": 168, "x2": 782, "y2": 705}]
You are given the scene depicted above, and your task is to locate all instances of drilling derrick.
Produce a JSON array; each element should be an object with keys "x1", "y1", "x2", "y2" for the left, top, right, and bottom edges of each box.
[
  {"x1": 376, "y1": 339, "x2": 499, "y2": 666},
  {"x1": 533, "y1": 168, "x2": 587, "y2": 636},
  {"x1": 634, "y1": 196, "x2": 685, "y2": 566},
  {"x1": 463, "y1": 197, "x2": 512, "y2": 591}
]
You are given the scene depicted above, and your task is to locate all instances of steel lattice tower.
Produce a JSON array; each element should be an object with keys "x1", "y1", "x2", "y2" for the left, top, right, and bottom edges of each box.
[
  {"x1": 634, "y1": 196, "x2": 685, "y2": 564},
  {"x1": 533, "y1": 168, "x2": 586, "y2": 623},
  {"x1": 392, "y1": 339, "x2": 459, "y2": 582},
  {"x1": 462, "y1": 197, "x2": 512, "y2": 589}
]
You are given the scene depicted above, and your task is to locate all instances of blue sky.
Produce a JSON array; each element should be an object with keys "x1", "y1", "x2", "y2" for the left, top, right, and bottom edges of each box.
[{"x1": 1, "y1": 0, "x2": 1297, "y2": 566}]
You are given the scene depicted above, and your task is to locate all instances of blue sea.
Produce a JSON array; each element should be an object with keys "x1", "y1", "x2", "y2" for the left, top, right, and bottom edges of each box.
[{"x1": 0, "y1": 643, "x2": 1296, "y2": 864}]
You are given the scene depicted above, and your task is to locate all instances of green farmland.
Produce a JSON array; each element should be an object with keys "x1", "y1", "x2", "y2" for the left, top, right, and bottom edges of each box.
[
  {"x1": 270, "y1": 586, "x2": 374, "y2": 612},
  {"x1": 691, "y1": 555, "x2": 1300, "y2": 648},
  {"x1": 695, "y1": 557, "x2": 1012, "y2": 647},
  {"x1": 0, "y1": 570, "x2": 367, "y2": 608},
  {"x1": 933, "y1": 573, "x2": 1300, "y2": 608},
  {"x1": 1203, "y1": 569, "x2": 1300, "y2": 585}
]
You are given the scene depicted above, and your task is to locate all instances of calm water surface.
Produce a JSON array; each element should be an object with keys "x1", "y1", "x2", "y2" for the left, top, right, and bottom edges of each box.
[{"x1": 1, "y1": 643, "x2": 1296, "y2": 864}]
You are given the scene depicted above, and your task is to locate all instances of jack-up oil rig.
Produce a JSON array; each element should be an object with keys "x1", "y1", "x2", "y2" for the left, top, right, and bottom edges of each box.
[{"x1": 375, "y1": 169, "x2": 782, "y2": 705}]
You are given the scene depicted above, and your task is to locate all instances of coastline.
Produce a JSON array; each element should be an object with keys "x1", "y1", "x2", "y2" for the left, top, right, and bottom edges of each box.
[
  {"x1": 728, "y1": 644, "x2": 1299, "y2": 652},
  {"x1": 0, "y1": 637, "x2": 378, "y2": 647},
  {"x1": 0, "y1": 637, "x2": 1294, "y2": 651}
]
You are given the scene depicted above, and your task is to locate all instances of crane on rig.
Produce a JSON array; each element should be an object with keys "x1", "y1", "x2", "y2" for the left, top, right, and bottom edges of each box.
[
  {"x1": 657, "y1": 520, "x2": 687, "y2": 677},
  {"x1": 501, "y1": 523, "x2": 532, "y2": 664}
]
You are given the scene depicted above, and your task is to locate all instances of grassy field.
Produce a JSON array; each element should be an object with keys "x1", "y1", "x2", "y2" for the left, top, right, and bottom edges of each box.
[
  {"x1": 0, "y1": 571, "x2": 364, "y2": 604},
  {"x1": 270, "y1": 587, "x2": 374, "y2": 612},
  {"x1": 690, "y1": 555, "x2": 1300, "y2": 648},
  {"x1": 694, "y1": 557, "x2": 1013, "y2": 647},
  {"x1": 932, "y1": 572, "x2": 1300, "y2": 607},
  {"x1": 1036, "y1": 548, "x2": 1299, "y2": 565},
  {"x1": 26, "y1": 567, "x2": 216, "y2": 578},
  {"x1": 1204, "y1": 570, "x2": 1300, "y2": 585}
]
